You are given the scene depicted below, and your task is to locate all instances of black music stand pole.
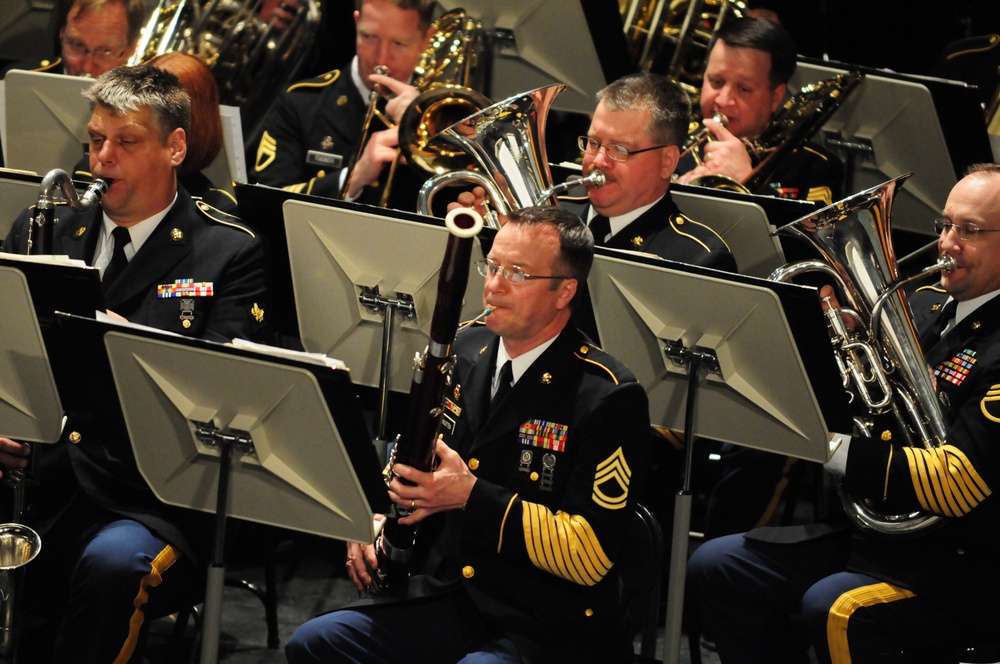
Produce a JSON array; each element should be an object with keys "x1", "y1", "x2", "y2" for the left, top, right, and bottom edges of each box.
[{"x1": 663, "y1": 343, "x2": 718, "y2": 662}]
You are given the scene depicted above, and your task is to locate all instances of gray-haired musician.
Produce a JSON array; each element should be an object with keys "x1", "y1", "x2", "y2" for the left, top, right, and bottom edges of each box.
[
  {"x1": 688, "y1": 164, "x2": 1000, "y2": 662},
  {"x1": 0, "y1": 63, "x2": 271, "y2": 663},
  {"x1": 286, "y1": 206, "x2": 652, "y2": 664},
  {"x1": 564, "y1": 71, "x2": 737, "y2": 271}
]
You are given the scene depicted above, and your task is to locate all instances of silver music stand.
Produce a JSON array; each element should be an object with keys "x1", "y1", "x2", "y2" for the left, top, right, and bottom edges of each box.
[
  {"x1": 0, "y1": 266, "x2": 63, "y2": 445},
  {"x1": 89, "y1": 320, "x2": 386, "y2": 664},
  {"x1": 436, "y1": 0, "x2": 631, "y2": 115},
  {"x1": 282, "y1": 198, "x2": 487, "y2": 459},
  {"x1": 673, "y1": 188, "x2": 787, "y2": 278},
  {"x1": 2, "y1": 70, "x2": 92, "y2": 173},
  {"x1": 587, "y1": 249, "x2": 849, "y2": 664},
  {"x1": 789, "y1": 60, "x2": 989, "y2": 235}
]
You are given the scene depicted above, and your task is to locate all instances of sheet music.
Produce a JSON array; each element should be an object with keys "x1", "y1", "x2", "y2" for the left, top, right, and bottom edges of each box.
[
  {"x1": 229, "y1": 338, "x2": 348, "y2": 371},
  {"x1": 219, "y1": 104, "x2": 247, "y2": 184}
]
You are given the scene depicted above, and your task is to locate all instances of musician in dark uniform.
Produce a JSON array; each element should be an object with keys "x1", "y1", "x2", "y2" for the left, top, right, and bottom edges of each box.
[
  {"x1": 688, "y1": 164, "x2": 1000, "y2": 662},
  {"x1": 0, "y1": 64, "x2": 271, "y2": 663},
  {"x1": 677, "y1": 16, "x2": 844, "y2": 206},
  {"x1": 563, "y1": 72, "x2": 736, "y2": 272},
  {"x1": 249, "y1": 0, "x2": 435, "y2": 201},
  {"x1": 285, "y1": 206, "x2": 652, "y2": 664}
]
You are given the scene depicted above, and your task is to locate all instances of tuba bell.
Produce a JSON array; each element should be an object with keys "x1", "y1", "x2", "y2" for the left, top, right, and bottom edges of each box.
[
  {"x1": 769, "y1": 174, "x2": 955, "y2": 536},
  {"x1": 130, "y1": 0, "x2": 321, "y2": 148},
  {"x1": 415, "y1": 83, "x2": 605, "y2": 227}
]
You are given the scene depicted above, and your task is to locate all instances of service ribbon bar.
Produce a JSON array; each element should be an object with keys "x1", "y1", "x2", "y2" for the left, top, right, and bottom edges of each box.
[
  {"x1": 157, "y1": 278, "x2": 215, "y2": 298},
  {"x1": 518, "y1": 419, "x2": 569, "y2": 453}
]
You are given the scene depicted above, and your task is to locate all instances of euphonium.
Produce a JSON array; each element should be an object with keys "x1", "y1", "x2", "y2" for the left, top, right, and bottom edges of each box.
[
  {"x1": 415, "y1": 83, "x2": 606, "y2": 228},
  {"x1": 368, "y1": 206, "x2": 485, "y2": 594},
  {"x1": 29, "y1": 169, "x2": 107, "y2": 255},
  {"x1": 769, "y1": 174, "x2": 955, "y2": 536},
  {"x1": 0, "y1": 523, "x2": 41, "y2": 663}
]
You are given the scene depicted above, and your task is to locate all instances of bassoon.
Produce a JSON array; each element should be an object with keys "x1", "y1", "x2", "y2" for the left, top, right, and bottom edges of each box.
[{"x1": 369, "y1": 205, "x2": 485, "y2": 593}]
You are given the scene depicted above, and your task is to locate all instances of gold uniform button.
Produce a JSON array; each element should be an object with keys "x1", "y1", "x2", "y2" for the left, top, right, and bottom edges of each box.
[
  {"x1": 880, "y1": 430, "x2": 892, "y2": 442},
  {"x1": 530, "y1": 472, "x2": 539, "y2": 481},
  {"x1": 68, "y1": 431, "x2": 82, "y2": 444},
  {"x1": 584, "y1": 608, "x2": 594, "y2": 617},
  {"x1": 579, "y1": 345, "x2": 589, "y2": 355},
  {"x1": 462, "y1": 565, "x2": 475, "y2": 578},
  {"x1": 469, "y1": 458, "x2": 480, "y2": 471}
]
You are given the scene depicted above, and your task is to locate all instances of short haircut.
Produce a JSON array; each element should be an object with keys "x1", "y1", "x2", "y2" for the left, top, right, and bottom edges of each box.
[
  {"x1": 68, "y1": 0, "x2": 148, "y2": 45},
  {"x1": 147, "y1": 52, "x2": 222, "y2": 175},
  {"x1": 710, "y1": 16, "x2": 798, "y2": 89},
  {"x1": 505, "y1": 206, "x2": 594, "y2": 293},
  {"x1": 84, "y1": 64, "x2": 191, "y2": 144},
  {"x1": 966, "y1": 163, "x2": 1000, "y2": 178},
  {"x1": 357, "y1": 0, "x2": 436, "y2": 32},
  {"x1": 596, "y1": 72, "x2": 691, "y2": 147}
]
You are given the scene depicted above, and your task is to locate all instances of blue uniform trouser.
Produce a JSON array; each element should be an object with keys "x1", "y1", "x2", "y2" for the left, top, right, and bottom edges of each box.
[
  {"x1": 286, "y1": 588, "x2": 522, "y2": 664},
  {"x1": 20, "y1": 502, "x2": 200, "y2": 663},
  {"x1": 687, "y1": 532, "x2": 977, "y2": 663}
]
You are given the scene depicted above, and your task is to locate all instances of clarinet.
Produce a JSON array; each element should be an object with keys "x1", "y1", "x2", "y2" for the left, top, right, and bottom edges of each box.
[
  {"x1": 29, "y1": 169, "x2": 107, "y2": 255},
  {"x1": 369, "y1": 206, "x2": 485, "y2": 593}
]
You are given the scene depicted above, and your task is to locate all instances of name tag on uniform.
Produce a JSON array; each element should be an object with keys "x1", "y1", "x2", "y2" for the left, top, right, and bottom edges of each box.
[{"x1": 306, "y1": 150, "x2": 343, "y2": 168}]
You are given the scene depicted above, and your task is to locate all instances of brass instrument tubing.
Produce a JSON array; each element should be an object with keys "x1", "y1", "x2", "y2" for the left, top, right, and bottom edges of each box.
[{"x1": 341, "y1": 64, "x2": 390, "y2": 200}]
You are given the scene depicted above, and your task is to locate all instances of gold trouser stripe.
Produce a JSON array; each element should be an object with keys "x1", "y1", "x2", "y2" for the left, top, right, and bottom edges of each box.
[
  {"x1": 827, "y1": 582, "x2": 915, "y2": 664},
  {"x1": 902, "y1": 444, "x2": 991, "y2": 516},
  {"x1": 113, "y1": 544, "x2": 182, "y2": 664},
  {"x1": 522, "y1": 503, "x2": 612, "y2": 586}
]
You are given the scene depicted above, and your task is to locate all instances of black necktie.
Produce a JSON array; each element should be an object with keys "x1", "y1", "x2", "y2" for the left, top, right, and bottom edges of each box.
[
  {"x1": 921, "y1": 299, "x2": 957, "y2": 349},
  {"x1": 589, "y1": 214, "x2": 611, "y2": 246},
  {"x1": 491, "y1": 361, "x2": 513, "y2": 411},
  {"x1": 102, "y1": 226, "x2": 132, "y2": 291}
]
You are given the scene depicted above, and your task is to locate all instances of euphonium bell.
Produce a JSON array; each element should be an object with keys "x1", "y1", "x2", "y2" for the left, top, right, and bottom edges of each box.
[
  {"x1": 0, "y1": 523, "x2": 41, "y2": 662},
  {"x1": 416, "y1": 83, "x2": 604, "y2": 226}
]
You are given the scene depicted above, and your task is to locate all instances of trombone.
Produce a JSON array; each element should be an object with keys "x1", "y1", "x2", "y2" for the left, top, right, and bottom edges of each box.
[{"x1": 339, "y1": 64, "x2": 392, "y2": 202}]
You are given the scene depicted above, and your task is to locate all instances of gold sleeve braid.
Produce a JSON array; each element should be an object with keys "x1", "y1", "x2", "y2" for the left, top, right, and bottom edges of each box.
[
  {"x1": 902, "y1": 445, "x2": 991, "y2": 516},
  {"x1": 521, "y1": 503, "x2": 613, "y2": 586}
]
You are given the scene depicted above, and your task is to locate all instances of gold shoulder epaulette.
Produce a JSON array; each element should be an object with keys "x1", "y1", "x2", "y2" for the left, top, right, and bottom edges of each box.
[
  {"x1": 915, "y1": 284, "x2": 948, "y2": 293},
  {"x1": 286, "y1": 69, "x2": 341, "y2": 93},
  {"x1": 573, "y1": 342, "x2": 621, "y2": 385},
  {"x1": 33, "y1": 58, "x2": 62, "y2": 73},
  {"x1": 195, "y1": 200, "x2": 255, "y2": 237}
]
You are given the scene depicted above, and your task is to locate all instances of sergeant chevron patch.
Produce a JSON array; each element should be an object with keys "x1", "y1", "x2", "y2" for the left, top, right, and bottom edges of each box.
[
  {"x1": 592, "y1": 447, "x2": 631, "y2": 510},
  {"x1": 981, "y1": 385, "x2": 1000, "y2": 423}
]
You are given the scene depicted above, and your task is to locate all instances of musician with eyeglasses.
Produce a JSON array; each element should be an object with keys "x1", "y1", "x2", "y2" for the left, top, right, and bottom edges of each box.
[
  {"x1": 249, "y1": 0, "x2": 434, "y2": 202},
  {"x1": 0, "y1": 0, "x2": 145, "y2": 80},
  {"x1": 676, "y1": 16, "x2": 844, "y2": 205},
  {"x1": 561, "y1": 72, "x2": 736, "y2": 271},
  {"x1": 688, "y1": 164, "x2": 1000, "y2": 662},
  {"x1": 286, "y1": 206, "x2": 651, "y2": 664}
]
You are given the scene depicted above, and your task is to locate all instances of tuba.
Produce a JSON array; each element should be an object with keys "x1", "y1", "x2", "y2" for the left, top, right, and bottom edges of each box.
[
  {"x1": 621, "y1": 0, "x2": 746, "y2": 93},
  {"x1": 130, "y1": 0, "x2": 321, "y2": 147},
  {"x1": 415, "y1": 84, "x2": 605, "y2": 227},
  {"x1": 769, "y1": 174, "x2": 955, "y2": 536}
]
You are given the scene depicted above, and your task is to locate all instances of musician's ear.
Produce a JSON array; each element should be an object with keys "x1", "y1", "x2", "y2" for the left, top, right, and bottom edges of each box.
[
  {"x1": 660, "y1": 145, "x2": 680, "y2": 181},
  {"x1": 770, "y1": 83, "x2": 787, "y2": 114},
  {"x1": 554, "y1": 278, "x2": 577, "y2": 311}
]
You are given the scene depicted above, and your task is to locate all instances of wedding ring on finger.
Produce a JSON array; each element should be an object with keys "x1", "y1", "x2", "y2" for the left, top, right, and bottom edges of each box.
[{"x1": 410, "y1": 499, "x2": 415, "y2": 510}]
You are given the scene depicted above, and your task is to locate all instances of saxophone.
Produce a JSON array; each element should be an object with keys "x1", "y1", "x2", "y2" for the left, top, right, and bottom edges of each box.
[{"x1": 368, "y1": 206, "x2": 485, "y2": 593}]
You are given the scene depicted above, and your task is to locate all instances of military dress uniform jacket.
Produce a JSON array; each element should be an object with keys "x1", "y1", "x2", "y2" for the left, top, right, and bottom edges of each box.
[
  {"x1": 416, "y1": 324, "x2": 652, "y2": 663},
  {"x1": 562, "y1": 192, "x2": 738, "y2": 272},
  {"x1": 840, "y1": 285, "x2": 1000, "y2": 635},
  {"x1": 250, "y1": 68, "x2": 371, "y2": 198},
  {"x1": 3, "y1": 186, "x2": 272, "y2": 563}
]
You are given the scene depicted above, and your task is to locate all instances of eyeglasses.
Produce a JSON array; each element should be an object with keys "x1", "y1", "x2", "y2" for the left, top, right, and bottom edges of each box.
[
  {"x1": 476, "y1": 259, "x2": 570, "y2": 285},
  {"x1": 61, "y1": 37, "x2": 128, "y2": 68},
  {"x1": 934, "y1": 218, "x2": 1000, "y2": 241},
  {"x1": 578, "y1": 136, "x2": 669, "y2": 163}
]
